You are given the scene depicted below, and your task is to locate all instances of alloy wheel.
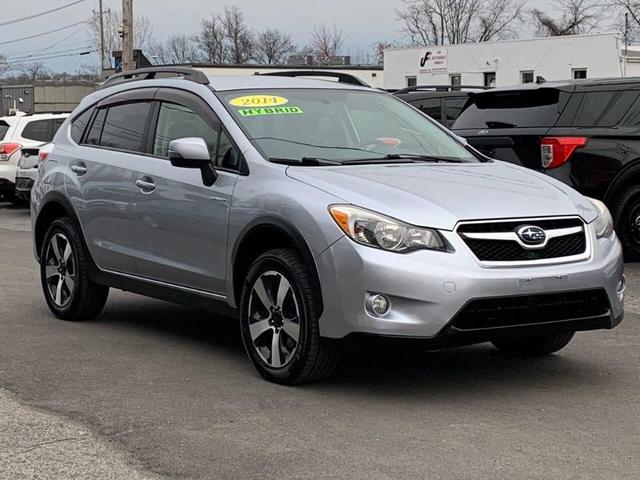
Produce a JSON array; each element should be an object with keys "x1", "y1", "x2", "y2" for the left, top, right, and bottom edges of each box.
[
  {"x1": 629, "y1": 201, "x2": 640, "y2": 244},
  {"x1": 44, "y1": 233, "x2": 76, "y2": 308},
  {"x1": 247, "y1": 271, "x2": 301, "y2": 368}
]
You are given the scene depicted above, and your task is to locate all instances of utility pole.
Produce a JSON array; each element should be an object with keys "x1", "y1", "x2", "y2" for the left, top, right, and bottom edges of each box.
[
  {"x1": 99, "y1": 0, "x2": 105, "y2": 71},
  {"x1": 122, "y1": 0, "x2": 134, "y2": 71}
]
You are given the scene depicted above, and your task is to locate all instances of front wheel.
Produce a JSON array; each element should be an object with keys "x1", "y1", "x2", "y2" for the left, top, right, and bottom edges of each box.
[
  {"x1": 239, "y1": 249, "x2": 339, "y2": 385},
  {"x1": 611, "y1": 186, "x2": 640, "y2": 261},
  {"x1": 40, "y1": 217, "x2": 109, "y2": 321},
  {"x1": 492, "y1": 331, "x2": 575, "y2": 356}
]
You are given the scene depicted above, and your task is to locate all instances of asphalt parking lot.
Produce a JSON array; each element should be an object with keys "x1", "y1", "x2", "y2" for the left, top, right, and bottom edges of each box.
[{"x1": 0, "y1": 201, "x2": 639, "y2": 480}]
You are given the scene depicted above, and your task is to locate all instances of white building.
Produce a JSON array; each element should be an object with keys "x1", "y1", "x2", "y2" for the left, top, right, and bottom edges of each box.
[
  {"x1": 188, "y1": 64, "x2": 385, "y2": 89},
  {"x1": 384, "y1": 33, "x2": 640, "y2": 90}
]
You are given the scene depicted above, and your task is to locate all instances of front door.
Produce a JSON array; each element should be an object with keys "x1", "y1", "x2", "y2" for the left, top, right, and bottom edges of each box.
[{"x1": 131, "y1": 91, "x2": 240, "y2": 295}]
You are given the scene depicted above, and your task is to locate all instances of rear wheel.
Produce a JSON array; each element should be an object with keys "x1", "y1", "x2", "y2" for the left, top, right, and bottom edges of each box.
[
  {"x1": 40, "y1": 217, "x2": 109, "y2": 321},
  {"x1": 492, "y1": 331, "x2": 575, "y2": 356},
  {"x1": 239, "y1": 249, "x2": 340, "y2": 385},
  {"x1": 611, "y1": 186, "x2": 640, "y2": 261}
]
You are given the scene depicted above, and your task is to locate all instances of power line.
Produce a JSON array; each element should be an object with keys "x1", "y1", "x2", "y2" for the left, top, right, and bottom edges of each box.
[
  {"x1": 0, "y1": 22, "x2": 88, "y2": 47},
  {"x1": 40, "y1": 25, "x2": 90, "y2": 55},
  {"x1": 0, "y1": 0, "x2": 88, "y2": 28},
  {"x1": 2, "y1": 49, "x2": 97, "y2": 66},
  {"x1": 6, "y1": 46, "x2": 94, "y2": 63}
]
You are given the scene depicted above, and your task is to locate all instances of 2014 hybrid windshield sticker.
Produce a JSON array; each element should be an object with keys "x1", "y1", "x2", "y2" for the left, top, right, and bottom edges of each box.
[
  {"x1": 238, "y1": 106, "x2": 304, "y2": 117},
  {"x1": 229, "y1": 95, "x2": 289, "y2": 107}
]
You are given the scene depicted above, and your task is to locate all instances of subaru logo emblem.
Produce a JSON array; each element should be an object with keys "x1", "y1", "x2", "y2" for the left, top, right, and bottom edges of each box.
[{"x1": 517, "y1": 225, "x2": 546, "y2": 245}]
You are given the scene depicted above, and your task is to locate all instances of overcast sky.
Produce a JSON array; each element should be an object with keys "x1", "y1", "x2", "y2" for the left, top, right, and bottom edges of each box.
[{"x1": 1, "y1": 0, "x2": 563, "y2": 73}]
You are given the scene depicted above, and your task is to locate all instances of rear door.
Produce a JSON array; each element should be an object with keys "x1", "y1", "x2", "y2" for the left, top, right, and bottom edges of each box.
[
  {"x1": 453, "y1": 87, "x2": 572, "y2": 171},
  {"x1": 66, "y1": 89, "x2": 156, "y2": 274}
]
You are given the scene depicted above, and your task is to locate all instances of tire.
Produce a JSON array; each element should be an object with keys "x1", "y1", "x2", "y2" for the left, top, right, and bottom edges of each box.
[
  {"x1": 492, "y1": 331, "x2": 575, "y2": 356},
  {"x1": 40, "y1": 217, "x2": 109, "y2": 321},
  {"x1": 239, "y1": 249, "x2": 340, "y2": 385},
  {"x1": 611, "y1": 185, "x2": 640, "y2": 261}
]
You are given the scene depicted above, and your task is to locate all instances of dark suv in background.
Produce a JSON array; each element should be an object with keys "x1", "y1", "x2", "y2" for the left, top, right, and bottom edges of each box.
[
  {"x1": 394, "y1": 85, "x2": 487, "y2": 128},
  {"x1": 453, "y1": 78, "x2": 640, "y2": 259}
]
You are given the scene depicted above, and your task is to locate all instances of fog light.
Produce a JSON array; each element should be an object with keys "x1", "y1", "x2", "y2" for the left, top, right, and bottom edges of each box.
[
  {"x1": 617, "y1": 276, "x2": 626, "y2": 302},
  {"x1": 367, "y1": 294, "x2": 391, "y2": 317}
]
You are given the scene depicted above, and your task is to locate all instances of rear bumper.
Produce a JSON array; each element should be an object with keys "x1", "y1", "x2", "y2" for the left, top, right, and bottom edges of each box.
[{"x1": 15, "y1": 168, "x2": 37, "y2": 199}]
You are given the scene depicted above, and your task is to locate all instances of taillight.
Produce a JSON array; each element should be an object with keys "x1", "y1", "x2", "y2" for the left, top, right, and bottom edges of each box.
[
  {"x1": 38, "y1": 143, "x2": 54, "y2": 166},
  {"x1": 0, "y1": 143, "x2": 22, "y2": 161},
  {"x1": 541, "y1": 137, "x2": 588, "y2": 169}
]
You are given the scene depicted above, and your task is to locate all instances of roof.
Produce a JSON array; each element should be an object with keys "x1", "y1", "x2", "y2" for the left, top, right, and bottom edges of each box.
[
  {"x1": 188, "y1": 63, "x2": 383, "y2": 71},
  {"x1": 474, "y1": 76, "x2": 640, "y2": 94},
  {"x1": 207, "y1": 75, "x2": 373, "y2": 91}
]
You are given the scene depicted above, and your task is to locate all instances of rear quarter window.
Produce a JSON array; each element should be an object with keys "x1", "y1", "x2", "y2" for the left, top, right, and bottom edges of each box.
[
  {"x1": 21, "y1": 119, "x2": 53, "y2": 142},
  {"x1": 0, "y1": 121, "x2": 9, "y2": 141},
  {"x1": 70, "y1": 109, "x2": 93, "y2": 143},
  {"x1": 453, "y1": 88, "x2": 566, "y2": 129},
  {"x1": 571, "y1": 91, "x2": 638, "y2": 127}
]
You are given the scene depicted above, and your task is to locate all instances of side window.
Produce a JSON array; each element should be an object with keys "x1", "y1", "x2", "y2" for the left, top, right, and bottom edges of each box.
[
  {"x1": 21, "y1": 120, "x2": 52, "y2": 142},
  {"x1": 85, "y1": 108, "x2": 107, "y2": 146},
  {"x1": 444, "y1": 97, "x2": 467, "y2": 127},
  {"x1": 100, "y1": 102, "x2": 151, "y2": 152},
  {"x1": 417, "y1": 98, "x2": 442, "y2": 121},
  {"x1": 71, "y1": 110, "x2": 92, "y2": 143},
  {"x1": 573, "y1": 91, "x2": 637, "y2": 127},
  {"x1": 153, "y1": 102, "x2": 219, "y2": 159}
]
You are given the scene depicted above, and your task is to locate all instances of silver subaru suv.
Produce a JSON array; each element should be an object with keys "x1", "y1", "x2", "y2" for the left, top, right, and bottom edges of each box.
[{"x1": 31, "y1": 67, "x2": 625, "y2": 384}]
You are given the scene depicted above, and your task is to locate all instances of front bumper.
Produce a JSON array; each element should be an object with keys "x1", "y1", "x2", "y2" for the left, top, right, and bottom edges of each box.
[{"x1": 315, "y1": 226, "x2": 624, "y2": 340}]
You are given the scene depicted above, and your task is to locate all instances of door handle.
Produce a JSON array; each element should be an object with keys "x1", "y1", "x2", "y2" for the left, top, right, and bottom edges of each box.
[
  {"x1": 71, "y1": 163, "x2": 87, "y2": 176},
  {"x1": 136, "y1": 178, "x2": 156, "y2": 193}
]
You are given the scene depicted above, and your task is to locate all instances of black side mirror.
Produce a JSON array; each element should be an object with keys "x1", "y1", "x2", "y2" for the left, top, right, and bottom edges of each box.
[{"x1": 168, "y1": 137, "x2": 218, "y2": 186}]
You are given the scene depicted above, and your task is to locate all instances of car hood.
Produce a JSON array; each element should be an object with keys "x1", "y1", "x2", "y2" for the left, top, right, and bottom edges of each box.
[{"x1": 286, "y1": 161, "x2": 597, "y2": 230}]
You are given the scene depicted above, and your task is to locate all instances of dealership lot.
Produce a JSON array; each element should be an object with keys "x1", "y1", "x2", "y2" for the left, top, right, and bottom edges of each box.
[{"x1": 1, "y1": 201, "x2": 639, "y2": 479}]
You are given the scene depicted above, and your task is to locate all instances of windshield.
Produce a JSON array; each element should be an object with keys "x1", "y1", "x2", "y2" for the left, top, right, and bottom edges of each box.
[{"x1": 219, "y1": 89, "x2": 477, "y2": 163}]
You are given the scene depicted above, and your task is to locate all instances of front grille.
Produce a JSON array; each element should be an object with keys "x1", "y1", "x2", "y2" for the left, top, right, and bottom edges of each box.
[
  {"x1": 458, "y1": 217, "x2": 587, "y2": 262},
  {"x1": 452, "y1": 289, "x2": 610, "y2": 331}
]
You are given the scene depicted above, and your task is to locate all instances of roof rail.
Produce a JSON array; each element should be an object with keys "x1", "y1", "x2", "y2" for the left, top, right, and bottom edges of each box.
[
  {"x1": 257, "y1": 70, "x2": 371, "y2": 87},
  {"x1": 101, "y1": 67, "x2": 210, "y2": 89},
  {"x1": 394, "y1": 85, "x2": 489, "y2": 95}
]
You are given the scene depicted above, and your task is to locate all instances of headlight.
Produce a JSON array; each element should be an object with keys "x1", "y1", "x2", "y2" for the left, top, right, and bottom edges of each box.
[
  {"x1": 587, "y1": 198, "x2": 614, "y2": 238},
  {"x1": 329, "y1": 205, "x2": 446, "y2": 253}
]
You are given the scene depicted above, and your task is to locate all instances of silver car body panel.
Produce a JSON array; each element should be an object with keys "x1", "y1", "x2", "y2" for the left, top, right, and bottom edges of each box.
[{"x1": 32, "y1": 75, "x2": 624, "y2": 340}]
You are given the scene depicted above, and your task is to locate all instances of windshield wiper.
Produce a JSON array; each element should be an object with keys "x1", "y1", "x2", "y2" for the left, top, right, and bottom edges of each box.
[
  {"x1": 344, "y1": 154, "x2": 464, "y2": 164},
  {"x1": 269, "y1": 157, "x2": 344, "y2": 166}
]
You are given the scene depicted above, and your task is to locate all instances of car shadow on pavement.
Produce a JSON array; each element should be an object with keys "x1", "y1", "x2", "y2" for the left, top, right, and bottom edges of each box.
[{"x1": 93, "y1": 295, "x2": 606, "y2": 396}]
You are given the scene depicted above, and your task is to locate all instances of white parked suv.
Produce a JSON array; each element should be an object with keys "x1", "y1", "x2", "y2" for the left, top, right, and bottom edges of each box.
[{"x1": 0, "y1": 112, "x2": 68, "y2": 203}]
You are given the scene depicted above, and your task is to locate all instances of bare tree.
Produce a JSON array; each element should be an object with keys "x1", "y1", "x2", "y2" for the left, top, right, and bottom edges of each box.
[
  {"x1": 89, "y1": 9, "x2": 155, "y2": 67},
  {"x1": 161, "y1": 35, "x2": 201, "y2": 64},
  {"x1": 197, "y1": 15, "x2": 227, "y2": 63},
  {"x1": 532, "y1": 0, "x2": 604, "y2": 36},
  {"x1": 254, "y1": 29, "x2": 295, "y2": 64},
  {"x1": 396, "y1": 0, "x2": 525, "y2": 45},
  {"x1": 372, "y1": 41, "x2": 396, "y2": 64},
  {"x1": 309, "y1": 24, "x2": 345, "y2": 61},
  {"x1": 0, "y1": 55, "x2": 10, "y2": 76},
  {"x1": 20, "y1": 62, "x2": 47, "y2": 82},
  {"x1": 610, "y1": 0, "x2": 640, "y2": 40},
  {"x1": 222, "y1": 6, "x2": 254, "y2": 64}
]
